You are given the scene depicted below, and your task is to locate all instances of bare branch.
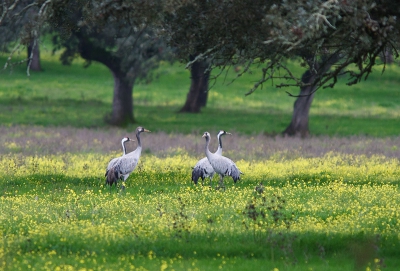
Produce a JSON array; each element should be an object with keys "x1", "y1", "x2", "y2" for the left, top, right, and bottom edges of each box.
[
  {"x1": 283, "y1": 51, "x2": 342, "y2": 97},
  {"x1": 26, "y1": 0, "x2": 52, "y2": 76},
  {"x1": 226, "y1": 59, "x2": 253, "y2": 86},
  {"x1": 185, "y1": 45, "x2": 219, "y2": 69},
  {"x1": 26, "y1": 35, "x2": 37, "y2": 76},
  {"x1": 12, "y1": 2, "x2": 38, "y2": 18},
  {"x1": 0, "y1": 0, "x2": 20, "y2": 25},
  {"x1": 38, "y1": 0, "x2": 51, "y2": 17},
  {"x1": 3, "y1": 42, "x2": 22, "y2": 70},
  {"x1": 310, "y1": 13, "x2": 336, "y2": 30},
  {"x1": 245, "y1": 63, "x2": 274, "y2": 96}
]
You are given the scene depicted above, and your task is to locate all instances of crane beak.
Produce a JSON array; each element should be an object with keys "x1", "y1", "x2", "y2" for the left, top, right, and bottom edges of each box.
[
  {"x1": 226, "y1": 132, "x2": 232, "y2": 135},
  {"x1": 144, "y1": 129, "x2": 151, "y2": 133}
]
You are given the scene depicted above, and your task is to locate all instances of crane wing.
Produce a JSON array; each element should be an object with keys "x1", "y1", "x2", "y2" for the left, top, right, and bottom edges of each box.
[{"x1": 192, "y1": 157, "x2": 215, "y2": 183}]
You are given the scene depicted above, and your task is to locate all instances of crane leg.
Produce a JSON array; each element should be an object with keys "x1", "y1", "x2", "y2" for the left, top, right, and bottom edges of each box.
[{"x1": 216, "y1": 175, "x2": 225, "y2": 191}]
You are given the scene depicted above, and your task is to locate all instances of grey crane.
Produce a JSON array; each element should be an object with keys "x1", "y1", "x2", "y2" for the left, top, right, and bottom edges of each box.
[
  {"x1": 202, "y1": 131, "x2": 241, "y2": 189},
  {"x1": 192, "y1": 130, "x2": 231, "y2": 186},
  {"x1": 105, "y1": 127, "x2": 150, "y2": 186},
  {"x1": 105, "y1": 137, "x2": 133, "y2": 182}
]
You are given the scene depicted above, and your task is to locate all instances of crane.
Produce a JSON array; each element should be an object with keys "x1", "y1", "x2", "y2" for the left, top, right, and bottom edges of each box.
[
  {"x1": 105, "y1": 127, "x2": 150, "y2": 186},
  {"x1": 202, "y1": 131, "x2": 241, "y2": 190},
  {"x1": 192, "y1": 130, "x2": 231, "y2": 186},
  {"x1": 105, "y1": 137, "x2": 133, "y2": 184}
]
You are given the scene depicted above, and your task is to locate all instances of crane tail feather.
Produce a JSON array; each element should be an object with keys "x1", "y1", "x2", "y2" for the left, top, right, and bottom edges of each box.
[
  {"x1": 105, "y1": 167, "x2": 120, "y2": 186},
  {"x1": 192, "y1": 167, "x2": 205, "y2": 184},
  {"x1": 229, "y1": 165, "x2": 241, "y2": 183}
]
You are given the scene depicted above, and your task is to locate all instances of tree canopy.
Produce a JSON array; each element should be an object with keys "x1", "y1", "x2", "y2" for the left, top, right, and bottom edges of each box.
[
  {"x1": 4, "y1": 0, "x2": 400, "y2": 90},
  {"x1": 164, "y1": 0, "x2": 400, "y2": 94},
  {"x1": 46, "y1": 0, "x2": 174, "y2": 125},
  {"x1": 49, "y1": 0, "x2": 170, "y2": 78}
]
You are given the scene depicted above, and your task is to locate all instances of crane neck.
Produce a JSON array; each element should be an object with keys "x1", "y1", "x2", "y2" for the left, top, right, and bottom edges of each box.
[
  {"x1": 204, "y1": 135, "x2": 212, "y2": 159},
  {"x1": 122, "y1": 140, "x2": 128, "y2": 155},
  {"x1": 136, "y1": 131, "x2": 142, "y2": 149},
  {"x1": 217, "y1": 133, "x2": 223, "y2": 152}
]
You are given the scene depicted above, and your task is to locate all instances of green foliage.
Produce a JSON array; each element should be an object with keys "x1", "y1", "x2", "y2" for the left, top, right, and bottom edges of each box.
[
  {"x1": 165, "y1": 1, "x2": 400, "y2": 91},
  {"x1": 1, "y1": 53, "x2": 400, "y2": 136}
]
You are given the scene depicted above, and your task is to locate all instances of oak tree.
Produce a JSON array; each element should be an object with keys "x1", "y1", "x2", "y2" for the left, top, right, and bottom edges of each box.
[
  {"x1": 48, "y1": 0, "x2": 173, "y2": 126},
  {"x1": 163, "y1": 0, "x2": 400, "y2": 135}
]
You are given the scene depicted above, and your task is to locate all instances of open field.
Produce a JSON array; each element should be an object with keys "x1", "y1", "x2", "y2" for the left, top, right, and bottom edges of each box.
[
  {"x1": 1, "y1": 126, "x2": 400, "y2": 270},
  {"x1": 1, "y1": 47, "x2": 400, "y2": 270}
]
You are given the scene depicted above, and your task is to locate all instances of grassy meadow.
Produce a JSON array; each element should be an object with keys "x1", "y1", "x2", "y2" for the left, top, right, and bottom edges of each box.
[
  {"x1": 1, "y1": 48, "x2": 400, "y2": 270},
  {"x1": 1, "y1": 46, "x2": 400, "y2": 135}
]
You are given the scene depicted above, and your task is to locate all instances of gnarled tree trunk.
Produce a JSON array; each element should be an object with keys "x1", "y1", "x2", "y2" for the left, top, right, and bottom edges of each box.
[
  {"x1": 382, "y1": 47, "x2": 394, "y2": 64},
  {"x1": 180, "y1": 55, "x2": 210, "y2": 112},
  {"x1": 282, "y1": 70, "x2": 315, "y2": 137},
  {"x1": 283, "y1": 53, "x2": 341, "y2": 137},
  {"x1": 75, "y1": 32, "x2": 136, "y2": 126},
  {"x1": 107, "y1": 70, "x2": 135, "y2": 126},
  {"x1": 27, "y1": 41, "x2": 42, "y2": 71}
]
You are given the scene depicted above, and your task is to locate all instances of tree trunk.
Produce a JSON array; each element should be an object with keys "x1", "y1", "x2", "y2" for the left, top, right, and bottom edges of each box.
[
  {"x1": 283, "y1": 53, "x2": 341, "y2": 137},
  {"x1": 74, "y1": 32, "x2": 136, "y2": 127},
  {"x1": 382, "y1": 48, "x2": 393, "y2": 64},
  {"x1": 179, "y1": 55, "x2": 210, "y2": 113},
  {"x1": 27, "y1": 41, "x2": 42, "y2": 71},
  {"x1": 106, "y1": 70, "x2": 135, "y2": 126},
  {"x1": 282, "y1": 70, "x2": 316, "y2": 137}
]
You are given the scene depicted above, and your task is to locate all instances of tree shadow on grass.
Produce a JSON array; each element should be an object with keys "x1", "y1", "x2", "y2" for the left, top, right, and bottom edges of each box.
[{"x1": 1, "y1": 97, "x2": 400, "y2": 136}]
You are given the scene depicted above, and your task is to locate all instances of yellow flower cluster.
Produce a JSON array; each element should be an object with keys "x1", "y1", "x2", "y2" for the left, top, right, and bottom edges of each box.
[{"x1": 0, "y1": 151, "x2": 399, "y2": 269}]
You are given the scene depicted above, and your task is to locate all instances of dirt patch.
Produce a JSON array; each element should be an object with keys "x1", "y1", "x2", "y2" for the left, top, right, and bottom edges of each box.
[{"x1": 1, "y1": 125, "x2": 400, "y2": 160}]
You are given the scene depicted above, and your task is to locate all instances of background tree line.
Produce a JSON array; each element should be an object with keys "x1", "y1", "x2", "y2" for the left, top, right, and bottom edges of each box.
[{"x1": 1, "y1": 0, "x2": 399, "y2": 136}]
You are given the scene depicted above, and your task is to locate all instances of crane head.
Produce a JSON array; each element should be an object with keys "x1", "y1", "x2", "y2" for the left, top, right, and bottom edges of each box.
[
  {"x1": 219, "y1": 130, "x2": 232, "y2": 136},
  {"x1": 202, "y1": 132, "x2": 210, "y2": 139},
  {"x1": 122, "y1": 137, "x2": 134, "y2": 143},
  {"x1": 137, "y1": 126, "x2": 151, "y2": 133}
]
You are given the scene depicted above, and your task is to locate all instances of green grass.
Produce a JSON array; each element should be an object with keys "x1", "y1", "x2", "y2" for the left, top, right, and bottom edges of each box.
[
  {"x1": 1, "y1": 46, "x2": 400, "y2": 270},
  {"x1": 1, "y1": 152, "x2": 400, "y2": 270},
  {"x1": 1, "y1": 51, "x2": 400, "y2": 136}
]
